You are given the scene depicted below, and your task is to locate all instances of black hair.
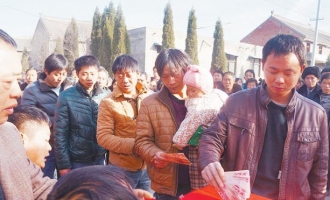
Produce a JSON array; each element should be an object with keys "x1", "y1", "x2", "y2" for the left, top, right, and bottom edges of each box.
[
  {"x1": 321, "y1": 73, "x2": 330, "y2": 83},
  {"x1": 262, "y1": 34, "x2": 305, "y2": 67},
  {"x1": 235, "y1": 77, "x2": 242, "y2": 83},
  {"x1": 0, "y1": 29, "x2": 17, "y2": 48},
  {"x1": 246, "y1": 78, "x2": 258, "y2": 86},
  {"x1": 112, "y1": 54, "x2": 140, "y2": 74},
  {"x1": 8, "y1": 105, "x2": 50, "y2": 132},
  {"x1": 155, "y1": 49, "x2": 191, "y2": 77},
  {"x1": 212, "y1": 69, "x2": 223, "y2": 76},
  {"x1": 244, "y1": 69, "x2": 255, "y2": 78},
  {"x1": 44, "y1": 54, "x2": 68, "y2": 74},
  {"x1": 47, "y1": 165, "x2": 138, "y2": 200},
  {"x1": 109, "y1": 79, "x2": 117, "y2": 92},
  {"x1": 74, "y1": 55, "x2": 100, "y2": 73}
]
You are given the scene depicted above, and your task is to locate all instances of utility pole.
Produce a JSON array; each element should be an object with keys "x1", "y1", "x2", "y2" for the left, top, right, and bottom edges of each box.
[{"x1": 311, "y1": 0, "x2": 323, "y2": 66}]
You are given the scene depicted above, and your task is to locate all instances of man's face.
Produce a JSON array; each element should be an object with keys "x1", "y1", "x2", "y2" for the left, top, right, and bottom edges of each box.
[
  {"x1": 263, "y1": 53, "x2": 304, "y2": 104},
  {"x1": 23, "y1": 122, "x2": 51, "y2": 168},
  {"x1": 115, "y1": 69, "x2": 139, "y2": 94},
  {"x1": 321, "y1": 78, "x2": 330, "y2": 95},
  {"x1": 244, "y1": 71, "x2": 254, "y2": 81},
  {"x1": 44, "y1": 69, "x2": 67, "y2": 88},
  {"x1": 222, "y1": 74, "x2": 234, "y2": 90},
  {"x1": 160, "y1": 65, "x2": 185, "y2": 95},
  {"x1": 304, "y1": 74, "x2": 318, "y2": 89},
  {"x1": 213, "y1": 73, "x2": 222, "y2": 82},
  {"x1": 78, "y1": 66, "x2": 99, "y2": 91},
  {"x1": 0, "y1": 41, "x2": 22, "y2": 125},
  {"x1": 26, "y1": 69, "x2": 37, "y2": 84},
  {"x1": 98, "y1": 71, "x2": 108, "y2": 88}
]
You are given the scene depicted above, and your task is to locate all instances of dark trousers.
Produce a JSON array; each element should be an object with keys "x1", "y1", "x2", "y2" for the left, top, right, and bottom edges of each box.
[{"x1": 154, "y1": 184, "x2": 191, "y2": 200}]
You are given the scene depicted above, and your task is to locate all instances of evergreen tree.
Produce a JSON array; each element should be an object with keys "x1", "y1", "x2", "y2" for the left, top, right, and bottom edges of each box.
[
  {"x1": 113, "y1": 4, "x2": 129, "y2": 60},
  {"x1": 90, "y1": 7, "x2": 102, "y2": 58},
  {"x1": 125, "y1": 27, "x2": 131, "y2": 54},
  {"x1": 211, "y1": 19, "x2": 227, "y2": 72},
  {"x1": 162, "y1": 3, "x2": 175, "y2": 49},
  {"x1": 326, "y1": 54, "x2": 330, "y2": 67},
  {"x1": 63, "y1": 18, "x2": 79, "y2": 72},
  {"x1": 54, "y1": 37, "x2": 64, "y2": 54},
  {"x1": 185, "y1": 8, "x2": 199, "y2": 64},
  {"x1": 21, "y1": 47, "x2": 30, "y2": 72},
  {"x1": 99, "y1": 3, "x2": 116, "y2": 75}
]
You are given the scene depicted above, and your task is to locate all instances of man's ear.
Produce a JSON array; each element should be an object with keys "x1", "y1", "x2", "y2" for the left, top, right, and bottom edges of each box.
[
  {"x1": 301, "y1": 64, "x2": 306, "y2": 74},
  {"x1": 20, "y1": 133, "x2": 29, "y2": 145}
]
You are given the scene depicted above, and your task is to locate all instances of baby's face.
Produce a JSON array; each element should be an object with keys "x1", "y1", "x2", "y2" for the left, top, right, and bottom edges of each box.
[{"x1": 186, "y1": 85, "x2": 205, "y2": 98}]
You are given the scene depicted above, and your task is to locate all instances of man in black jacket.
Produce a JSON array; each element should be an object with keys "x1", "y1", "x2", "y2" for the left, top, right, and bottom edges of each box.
[
  {"x1": 297, "y1": 66, "x2": 321, "y2": 99},
  {"x1": 54, "y1": 55, "x2": 107, "y2": 177}
]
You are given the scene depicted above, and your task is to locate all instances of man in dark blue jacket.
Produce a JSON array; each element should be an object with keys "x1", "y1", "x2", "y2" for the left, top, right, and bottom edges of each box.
[{"x1": 54, "y1": 55, "x2": 107, "y2": 177}]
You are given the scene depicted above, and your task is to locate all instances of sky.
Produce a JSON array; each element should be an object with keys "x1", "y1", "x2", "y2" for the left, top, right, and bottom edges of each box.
[{"x1": 1, "y1": 0, "x2": 330, "y2": 42}]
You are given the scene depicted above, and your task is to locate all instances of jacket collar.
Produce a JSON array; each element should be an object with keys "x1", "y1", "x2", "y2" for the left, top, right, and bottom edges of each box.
[
  {"x1": 76, "y1": 82, "x2": 103, "y2": 97},
  {"x1": 112, "y1": 81, "x2": 147, "y2": 99},
  {"x1": 259, "y1": 81, "x2": 296, "y2": 113}
]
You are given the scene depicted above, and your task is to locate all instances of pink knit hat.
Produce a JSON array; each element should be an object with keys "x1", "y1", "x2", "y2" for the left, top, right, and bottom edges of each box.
[{"x1": 183, "y1": 65, "x2": 213, "y2": 94}]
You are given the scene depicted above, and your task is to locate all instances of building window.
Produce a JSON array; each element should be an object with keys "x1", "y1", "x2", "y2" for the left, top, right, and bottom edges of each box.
[
  {"x1": 250, "y1": 58, "x2": 261, "y2": 78},
  {"x1": 226, "y1": 54, "x2": 237, "y2": 73},
  {"x1": 306, "y1": 43, "x2": 310, "y2": 53},
  {"x1": 319, "y1": 45, "x2": 322, "y2": 54}
]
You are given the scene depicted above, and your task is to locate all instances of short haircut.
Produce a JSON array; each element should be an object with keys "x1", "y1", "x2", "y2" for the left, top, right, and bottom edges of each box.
[
  {"x1": 26, "y1": 67, "x2": 36, "y2": 74},
  {"x1": 8, "y1": 106, "x2": 50, "y2": 136},
  {"x1": 155, "y1": 49, "x2": 191, "y2": 77},
  {"x1": 0, "y1": 29, "x2": 17, "y2": 48},
  {"x1": 244, "y1": 69, "x2": 255, "y2": 78},
  {"x1": 112, "y1": 54, "x2": 140, "y2": 74},
  {"x1": 235, "y1": 77, "x2": 242, "y2": 83},
  {"x1": 262, "y1": 34, "x2": 305, "y2": 67},
  {"x1": 47, "y1": 165, "x2": 138, "y2": 200},
  {"x1": 98, "y1": 66, "x2": 109, "y2": 74},
  {"x1": 44, "y1": 54, "x2": 68, "y2": 74},
  {"x1": 246, "y1": 78, "x2": 258, "y2": 86},
  {"x1": 74, "y1": 55, "x2": 100, "y2": 73},
  {"x1": 213, "y1": 69, "x2": 223, "y2": 76},
  {"x1": 223, "y1": 71, "x2": 235, "y2": 79},
  {"x1": 321, "y1": 73, "x2": 330, "y2": 83}
]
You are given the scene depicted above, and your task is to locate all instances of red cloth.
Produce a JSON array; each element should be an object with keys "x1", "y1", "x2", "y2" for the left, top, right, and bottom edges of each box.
[{"x1": 179, "y1": 186, "x2": 270, "y2": 200}]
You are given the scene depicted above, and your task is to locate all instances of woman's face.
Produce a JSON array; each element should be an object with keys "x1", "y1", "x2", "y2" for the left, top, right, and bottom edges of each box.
[{"x1": 44, "y1": 69, "x2": 67, "y2": 88}]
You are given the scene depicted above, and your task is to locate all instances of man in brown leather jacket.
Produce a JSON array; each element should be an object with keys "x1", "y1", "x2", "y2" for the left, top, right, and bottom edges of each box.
[{"x1": 198, "y1": 34, "x2": 329, "y2": 199}]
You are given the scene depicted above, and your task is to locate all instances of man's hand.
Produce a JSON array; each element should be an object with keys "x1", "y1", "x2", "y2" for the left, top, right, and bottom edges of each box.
[
  {"x1": 201, "y1": 162, "x2": 225, "y2": 191},
  {"x1": 59, "y1": 168, "x2": 71, "y2": 177},
  {"x1": 153, "y1": 152, "x2": 169, "y2": 168},
  {"x1": 133, "y1": 189, "x2": 154, "y2": 200}
]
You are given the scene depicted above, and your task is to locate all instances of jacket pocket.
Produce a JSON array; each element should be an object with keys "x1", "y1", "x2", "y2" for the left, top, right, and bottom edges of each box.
[{"x1": 296, "y1": 131, "x2": 320, "y2": 162}]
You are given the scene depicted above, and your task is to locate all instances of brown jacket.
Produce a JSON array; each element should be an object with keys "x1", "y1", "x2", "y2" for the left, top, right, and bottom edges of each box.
[
  {"x1": 97, "y1": 82, "x2": 149, "y2": 171},
  {"x1": 135, "y1": 87, "x2": 181, "y2": 196},
  {"x1": 198, "y1": 83, "x2": 329, "y2": 200}
]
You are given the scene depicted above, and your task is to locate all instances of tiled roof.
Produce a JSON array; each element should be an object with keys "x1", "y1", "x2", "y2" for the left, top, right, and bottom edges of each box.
[
  {"x1": 40, "y1": 16, "x2": 92, "y2": 41},
  {"x1": 272, "y1": 14, "x2": 330, "y2": 46}
]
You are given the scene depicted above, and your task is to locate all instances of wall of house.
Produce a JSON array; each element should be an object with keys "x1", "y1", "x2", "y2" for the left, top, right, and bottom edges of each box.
[{"x1": 241, "y1": 18, "x2": 304, "y2": 46}]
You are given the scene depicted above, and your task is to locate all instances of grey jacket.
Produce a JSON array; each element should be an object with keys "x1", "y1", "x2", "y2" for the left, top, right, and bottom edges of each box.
[
  {"x1": 0, "y1": 122, "x2": 56, "y2": 199},
  {"x1": 198, "y1": 83, "x2": 329, "y2": 200}
]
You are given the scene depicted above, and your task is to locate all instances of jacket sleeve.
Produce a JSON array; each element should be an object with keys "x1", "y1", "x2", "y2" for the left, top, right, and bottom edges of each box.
[
  {"x1": 308, "y1": 109, "x2": 329, "y2": 199},
  {"x1": 97, "y1": 98, "x2": 135, "y2": 154},
  {"x1": 198, "y1": 104, "x2": 228, "y2": 172},
  {"x1": 172, "y1": 99, "x2": 201, "y2": 147},
  {"x1": 54, "y1": 93, "x2": 71, "y2": 170},
  {"x1": 28, "y1": 159, "x2": 56, "y2": 200},
  {"x1": 21, "y1": 86, "x2": 37, "y2": 106},
  {"x1": 134, "y1": 99, "x2": 163, "y2": 163}
]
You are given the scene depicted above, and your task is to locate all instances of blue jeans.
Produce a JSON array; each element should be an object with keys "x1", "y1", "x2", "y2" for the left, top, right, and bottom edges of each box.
[
  {"x1": 71, "y1": 155, "x2": 105, "y2": 170},
  {"x1": 111, "y1": 165, "x2": 153, "y2": 195},
  {"x1": 42, "y1": 149, "x2": 57, "y2": 179}
]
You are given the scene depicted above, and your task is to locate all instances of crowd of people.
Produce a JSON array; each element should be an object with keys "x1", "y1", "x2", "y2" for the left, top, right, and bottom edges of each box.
[{"x1": 0, "y1": 27, "x2": 329, "y2": 200}]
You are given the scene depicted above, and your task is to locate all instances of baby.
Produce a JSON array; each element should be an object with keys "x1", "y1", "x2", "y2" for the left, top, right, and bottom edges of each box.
[{"x1": 173, "y1": 65, "x2": 228, "y2": 149}]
